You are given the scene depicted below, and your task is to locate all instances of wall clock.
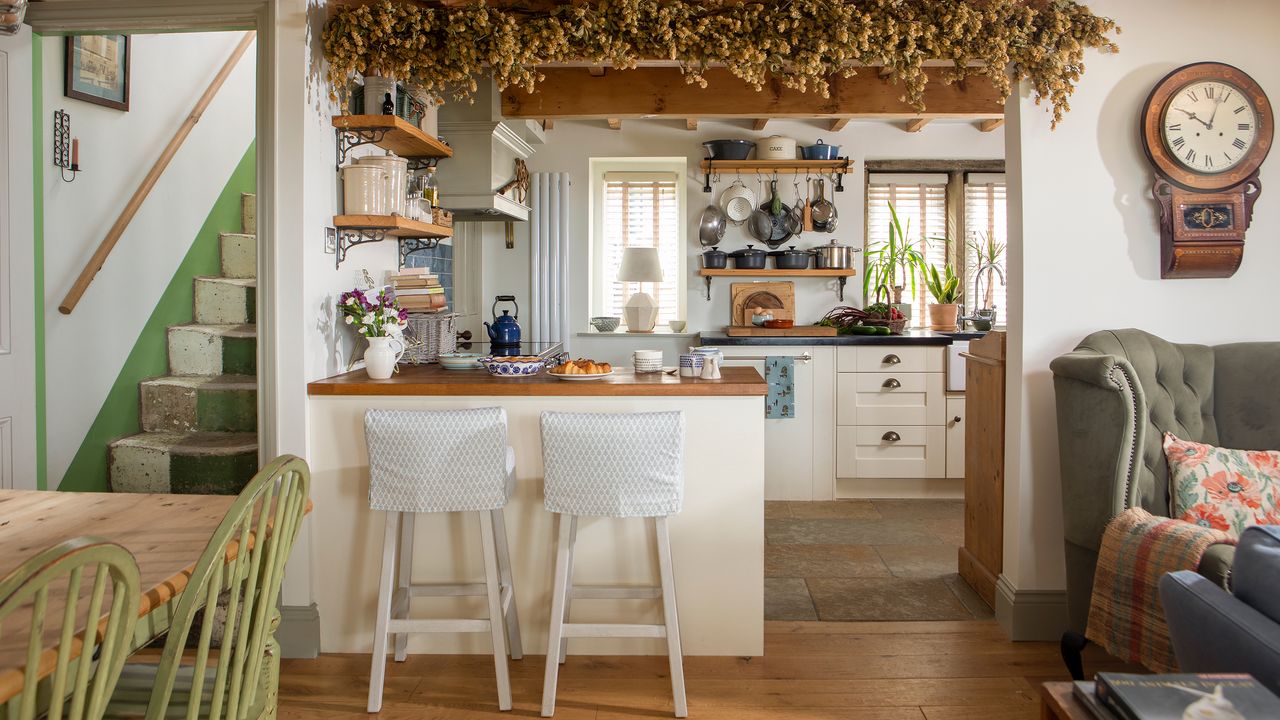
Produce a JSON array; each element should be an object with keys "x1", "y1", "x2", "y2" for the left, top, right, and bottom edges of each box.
[{"x1": 1140, "y1": 62, "x2": 1272, "y2": 278}]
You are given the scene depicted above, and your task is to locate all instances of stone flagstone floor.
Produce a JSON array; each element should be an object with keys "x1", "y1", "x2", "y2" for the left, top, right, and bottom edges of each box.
[{"x1": 765, "y1": 499, "x2": 995, "y2": 622}]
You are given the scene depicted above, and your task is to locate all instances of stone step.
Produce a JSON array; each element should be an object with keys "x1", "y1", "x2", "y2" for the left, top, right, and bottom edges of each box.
[
  {"x1": 193, "y1": 277, "x2": 255, "y2": 324},
  {"x1": 220, "y1": 233, "x2": 256, "y2": 280},
  {"x1": 241, "y1": 193, "x2": 256, "y2": 235},
  {"x1": 109, "y1": 431, "x2": 258, "y2": 495},
  {"x1": 140, "y1": 374, "x2": 257, "y2": 433},
  {"x1": 168, "y1": 324, "x2": 256, "y2": 376}
]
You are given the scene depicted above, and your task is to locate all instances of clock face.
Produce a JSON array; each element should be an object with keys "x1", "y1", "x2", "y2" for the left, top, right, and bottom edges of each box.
[{"x1": 1161, "y1": 80, "x2": 1258, "y2": 174}]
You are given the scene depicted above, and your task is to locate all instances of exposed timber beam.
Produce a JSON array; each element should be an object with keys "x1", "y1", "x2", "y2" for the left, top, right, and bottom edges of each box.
[
  {"x1": 686, "y1": 118, "x2": 698, "y2": 131},
  {"x1": 904, "y1": 118, "x2": 931, "y2": 133},
  {"x1": 607, "y1": 118, "x2": 622, "y2": 130},
  {"x1": 542, "y1": 119, "x2": 554, "y2": 131},
  {"x1": 752, "y1": 119, "x2": 769, "y2": 131},
  {"x1": 502, "y1": 67, "x2": 1003, "y2": 121},
  {"x1": 979, "y1": 118, "x2": 1005, "y2": 132},
  {"x1": 588, "y1": 66, "x2": 606, "y2": 77},
  {"x1": 828, "y1": 118, "x2": 851, "y2": 132}
]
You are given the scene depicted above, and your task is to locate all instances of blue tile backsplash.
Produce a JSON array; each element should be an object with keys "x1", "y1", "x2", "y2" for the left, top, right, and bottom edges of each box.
[{"x1": 404, "y1": 242, "x2": 453, "y2": 308}]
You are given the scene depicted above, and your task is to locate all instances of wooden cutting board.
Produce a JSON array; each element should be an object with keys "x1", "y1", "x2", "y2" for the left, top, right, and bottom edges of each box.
[
  {"x1": 730, "y1": 281, "x2": 795, "y2": 327},
  {"x1": 724, "y1": 325, "x2": 838, "y2": 337}
]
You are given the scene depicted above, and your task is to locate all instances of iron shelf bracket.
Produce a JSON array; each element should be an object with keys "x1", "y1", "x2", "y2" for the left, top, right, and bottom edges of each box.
[
  {"x1": 406, "y1": 157, "x2": 441, "y2": 173},
  {"x1": 703, "y1": 275, "x2": 713, "y2": 301},
  {"x1": 335, "y1": 228, "x2": 388, "y2": 268},
  {"x1": 398, "y1": 237, "x2": 441, "y2": 268},
  {"x1": 335, "y1": 127, "x2": 390, "y2": 170}
]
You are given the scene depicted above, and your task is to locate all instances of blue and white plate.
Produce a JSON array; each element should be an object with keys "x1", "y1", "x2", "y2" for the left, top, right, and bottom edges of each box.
[{"x1": 479, "y1": 356, "x2": 546, "y2": 377}]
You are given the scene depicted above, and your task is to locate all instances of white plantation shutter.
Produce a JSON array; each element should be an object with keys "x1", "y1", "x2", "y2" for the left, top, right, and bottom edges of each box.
[
  {"x1": 964, "y1": 173, "x2": 1007, "y2": 317},
  {"x1": 602, "y1": 171, "x2": 681, "y2": 327},
  {"x1": 866, "y1": 174, "x2": 948, "y2": 324}
]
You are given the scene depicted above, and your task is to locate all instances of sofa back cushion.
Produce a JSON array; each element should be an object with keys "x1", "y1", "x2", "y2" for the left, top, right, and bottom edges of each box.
[
  {"x1": 1214, "y1": 343, "x2": 1280, "y2": 453},
  {"x1": 1076, "y1": 330, "x2": 1218, "y2": 513},
  {"x1": 1232, "y1": 524, "x2": 1280, "y2": 625}
]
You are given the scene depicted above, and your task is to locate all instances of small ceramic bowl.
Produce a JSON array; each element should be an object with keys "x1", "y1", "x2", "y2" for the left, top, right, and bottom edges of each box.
[
  {"x1": 437, "y1": 353, "x2": 483, "y2": 370},
  {"x1": 479, "y1": 356, "x2": 546, "y2": 377},
  {"x1": 669, "y1": 320, "x2": 687, "y2": 333},
  {"x1": 590, "y1": 316, "x2": 621, "y2": 333}
]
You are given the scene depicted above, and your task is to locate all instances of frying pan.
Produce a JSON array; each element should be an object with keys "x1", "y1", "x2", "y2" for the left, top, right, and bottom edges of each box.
[
  {"x1": 759, "y1": 180, "x2": 796, "y2": 248},
  {"x1": 811, "y1": 178, "x2": 836, "y2": 232}
]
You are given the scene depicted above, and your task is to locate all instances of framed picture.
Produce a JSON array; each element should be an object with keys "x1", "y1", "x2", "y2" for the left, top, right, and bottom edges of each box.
[{"x1": 64, "y1": 35, "x2": 130, "y2": 111}]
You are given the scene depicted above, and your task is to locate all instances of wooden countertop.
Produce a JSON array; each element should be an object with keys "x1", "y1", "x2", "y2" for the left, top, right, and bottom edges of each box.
[{"x1": 308, "y1": 364, "x2": 767, "y2": 397}]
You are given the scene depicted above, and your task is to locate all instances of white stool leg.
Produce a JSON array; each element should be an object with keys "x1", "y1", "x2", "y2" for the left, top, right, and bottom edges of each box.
[
  {"x1": 490, "y1": 508, "x2": 524, "y2": 661},
  {"x1": 655, "y1": 516, "x2": 687, "y2": 718},
  {"x1": 541, "y1": 513, "x2": 573, "y2": 717},
  {"x1": 394, "y1": 511, "x2": 416, "y2": 662},
  {"x1": 479, "y1": 511, "x2": 513, "y2": 711},
  {"x1": 368, "y1": 511, "x2": 400, "y2": 713},
  {"x1": 558, "y1": 514, "x2": 578, "y2": 664}
]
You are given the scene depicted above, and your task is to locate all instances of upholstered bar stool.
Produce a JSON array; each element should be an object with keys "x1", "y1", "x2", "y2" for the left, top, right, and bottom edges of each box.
[
  {"x1": 538, "y1": 410, "x2": 688, "y2": 718},
  {"x1": 364, "y1": 407, "x2": 523, "y2": 712}
]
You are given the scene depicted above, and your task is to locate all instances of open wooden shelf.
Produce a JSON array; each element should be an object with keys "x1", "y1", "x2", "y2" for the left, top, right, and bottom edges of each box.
[
  {"x1": 697, "y1": 267, "x2": 857, "y2": 301},
  {"x1": 332, "y1": 115, "x2": 452, "y2": 162},
  {"x1": 699, "y1": 159, "x2": 853, "y2": 174},
  {"x1": 698, "y1": 268, "x2": 856, "y2": 278},
  {"x1": 333, "y1": 215, "x2": 453, "y2": 239}
]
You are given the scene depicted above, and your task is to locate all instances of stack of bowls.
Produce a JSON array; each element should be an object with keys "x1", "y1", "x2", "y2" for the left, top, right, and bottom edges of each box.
[{"x1": 633, "y1": 350, "x2": 663, "y2": 374}]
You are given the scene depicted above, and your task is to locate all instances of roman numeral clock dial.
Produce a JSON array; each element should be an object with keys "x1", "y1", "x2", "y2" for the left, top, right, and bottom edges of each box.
[{"x1": 1141, "y1": 63, "x2": 1272, "y2": 279}]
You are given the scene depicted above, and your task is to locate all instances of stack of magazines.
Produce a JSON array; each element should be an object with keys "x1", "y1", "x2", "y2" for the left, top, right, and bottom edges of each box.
[{"x1": 1074, "y1": 673, "x2": 1280, "y2": 719}]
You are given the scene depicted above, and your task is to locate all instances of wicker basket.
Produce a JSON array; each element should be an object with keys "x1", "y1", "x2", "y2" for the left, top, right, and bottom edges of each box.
[
  {"x1": 432, "y1": 208, "x2": 453, "y2": 228},
  {"x1": 862, "y1": 317, "x2": 909, "y2": 335},
  {"x1": 403, "y1": 313, "x2": 458, "y2": 364}
]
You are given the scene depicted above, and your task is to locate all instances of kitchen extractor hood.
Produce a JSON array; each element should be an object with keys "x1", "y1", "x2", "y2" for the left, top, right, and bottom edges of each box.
[{"x1": 435, "y1": 79, "x2": 544, "y2": 222}]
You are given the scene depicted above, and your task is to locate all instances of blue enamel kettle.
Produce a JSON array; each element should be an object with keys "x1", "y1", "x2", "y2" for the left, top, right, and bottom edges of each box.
[{"x1": 484, "y1": 295, "x2": 521, "y2": 347}]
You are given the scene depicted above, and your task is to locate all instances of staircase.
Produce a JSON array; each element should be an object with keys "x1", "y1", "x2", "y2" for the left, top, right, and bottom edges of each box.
[{"x1": 108, "y1": 194, "x2": 259, "y2": 495}]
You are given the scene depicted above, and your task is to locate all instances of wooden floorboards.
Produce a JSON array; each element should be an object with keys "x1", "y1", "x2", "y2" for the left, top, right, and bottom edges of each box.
[{"x1": 279, "y1": 620, "x2": 1134, "y2": 719}]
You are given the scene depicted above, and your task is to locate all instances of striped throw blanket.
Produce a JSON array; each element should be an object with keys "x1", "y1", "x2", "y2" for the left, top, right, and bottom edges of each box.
[{"x1": 1086, "y1": 507, "x2": 1235, "y2": 672}]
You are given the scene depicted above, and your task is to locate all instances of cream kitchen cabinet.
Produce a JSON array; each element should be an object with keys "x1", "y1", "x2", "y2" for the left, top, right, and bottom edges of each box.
[{"x1": 946, "y1": 396, "x2": 965, "y2": 479}]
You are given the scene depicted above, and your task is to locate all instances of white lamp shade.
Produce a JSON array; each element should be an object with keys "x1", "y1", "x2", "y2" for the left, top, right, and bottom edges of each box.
[{"x1": 617, "y1": 247, "x2": 664, "y2": 283}]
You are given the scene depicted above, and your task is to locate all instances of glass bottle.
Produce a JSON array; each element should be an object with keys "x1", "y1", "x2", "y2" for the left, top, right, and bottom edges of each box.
[{"x1": 421, "y1": 167, "x2": 440, "y2": 209}]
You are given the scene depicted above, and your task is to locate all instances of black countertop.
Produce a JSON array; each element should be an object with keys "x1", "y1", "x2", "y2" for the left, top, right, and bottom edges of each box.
[{"x1": 696, "y1": 329, "x2": 984, "y2": 346}]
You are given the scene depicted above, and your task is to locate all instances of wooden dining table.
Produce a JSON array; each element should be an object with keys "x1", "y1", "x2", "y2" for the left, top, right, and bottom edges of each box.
[{"x1": 0, "y1": 489, "x2": 238, "y2": 706}]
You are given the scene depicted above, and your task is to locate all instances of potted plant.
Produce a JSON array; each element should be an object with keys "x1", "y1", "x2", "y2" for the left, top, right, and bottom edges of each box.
[
  {"x1": 863, "y1": 202, "x2": 925, "y2": 321},
  {"x1": 966, "y1": 231, "x2": 1006, "y2": 324},
  {"x1": 339, "y1": 287, "x2": 408, "y2": 379},
  {"x1": 924, "y1": 262, "x2": 963, "y2": 331}
]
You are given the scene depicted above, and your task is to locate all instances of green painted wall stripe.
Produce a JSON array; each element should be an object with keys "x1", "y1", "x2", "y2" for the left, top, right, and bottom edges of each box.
[
  {"x1": 32, "y1": 33, "x2": 46, "y2": 491},
  {"x1": 58, "y1": 142, "x2": 257, "y2": 492}
]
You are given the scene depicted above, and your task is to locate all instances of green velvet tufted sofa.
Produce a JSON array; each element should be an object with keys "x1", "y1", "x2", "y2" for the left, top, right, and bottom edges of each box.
[{"x1": 1050, "y1": 329, "x2": 1280, "y2": 634}]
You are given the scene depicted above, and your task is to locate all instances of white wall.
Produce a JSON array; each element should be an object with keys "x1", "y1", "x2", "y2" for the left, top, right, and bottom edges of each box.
[
  {"x1": 1004, "y1": 0, "x2": 1280, "y2": 600},
  {"x1": 41, "y1": 32, "x2": 256, "y2": 486},
  {"x1": 488, "y1": 118, "x2": 1004, "y2": 364}
]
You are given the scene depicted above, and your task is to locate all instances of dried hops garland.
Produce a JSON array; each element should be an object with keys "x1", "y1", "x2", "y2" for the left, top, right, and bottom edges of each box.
[{"x1": 322, "y1": 0, "x2": 1119, "y2": 126}]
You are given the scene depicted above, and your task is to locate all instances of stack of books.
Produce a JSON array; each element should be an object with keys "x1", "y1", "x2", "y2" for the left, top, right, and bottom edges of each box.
[
  {"x1": 1074, "y1": 673, "x2": 1280, "y2": 719},
  {"x1": 388, "y1": 268, "x2": 447, "y2": 313}
]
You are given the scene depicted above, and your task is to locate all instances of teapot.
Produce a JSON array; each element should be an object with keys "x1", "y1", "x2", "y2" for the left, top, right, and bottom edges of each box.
[{"x1": 484, "y1": 295, "x2": 522, "y2": 346}]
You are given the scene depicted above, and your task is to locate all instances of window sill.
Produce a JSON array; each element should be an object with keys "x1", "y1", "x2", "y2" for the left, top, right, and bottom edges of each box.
[{"x1": 577, "y1": 331, "x2": 700, "y2": 338}]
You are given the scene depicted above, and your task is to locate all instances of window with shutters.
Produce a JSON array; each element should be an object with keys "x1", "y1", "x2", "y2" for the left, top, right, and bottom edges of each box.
[
  {"x1": 963, "y1": 174, "x2": 1007, "y2": 317},
  {"x1": 589, "y1": 159, "x2": 687, "y2": 329},
  {"x1": 865, "y1": 174, "x2": 949, "y2": 323}
]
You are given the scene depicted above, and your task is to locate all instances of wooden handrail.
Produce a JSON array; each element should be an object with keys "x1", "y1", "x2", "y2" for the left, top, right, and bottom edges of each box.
[{"x1": 59, "y1": 31, "x2": 256, "y2": 315}]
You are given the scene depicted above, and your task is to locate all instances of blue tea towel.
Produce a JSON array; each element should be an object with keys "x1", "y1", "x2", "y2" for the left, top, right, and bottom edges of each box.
[{"x1": 764, "y1": 356, "x2": 795, "y2": 419}]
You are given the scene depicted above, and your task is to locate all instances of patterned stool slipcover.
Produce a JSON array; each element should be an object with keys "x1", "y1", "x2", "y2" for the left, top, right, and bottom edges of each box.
[
  {"x1": 365, "y1": 408, "x2": 513, "y2": 513},
  {"x1": 540, "y1": 411, "x2": 685, "y2": 518}
]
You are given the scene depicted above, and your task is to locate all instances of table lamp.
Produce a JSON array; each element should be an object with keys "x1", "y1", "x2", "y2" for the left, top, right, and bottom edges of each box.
[{"x1": 617, "y1": 247, "x2": 663, "y2": 333}]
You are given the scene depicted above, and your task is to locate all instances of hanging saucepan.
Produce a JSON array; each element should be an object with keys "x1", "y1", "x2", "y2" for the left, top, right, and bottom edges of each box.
[{"x1": 759, "y1": 180, "x2": 795, "y2": 248}]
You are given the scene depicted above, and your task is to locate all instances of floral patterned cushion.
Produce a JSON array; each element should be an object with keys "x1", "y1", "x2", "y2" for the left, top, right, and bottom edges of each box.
[{"x1": 1164, "y1": 432, "x2": 1280, "y2": 537}]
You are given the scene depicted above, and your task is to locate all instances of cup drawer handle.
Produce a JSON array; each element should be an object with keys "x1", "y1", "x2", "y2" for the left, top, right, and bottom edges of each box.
[
  {"x1": 882, "y1": 378, "x2": 901, "y2": 389},
  {"x1": 882, "y1": 354, "x2": 901, "y2": 365},
  {"x1": 881, "y1": 431, "x2": 901, "y2": 443}
]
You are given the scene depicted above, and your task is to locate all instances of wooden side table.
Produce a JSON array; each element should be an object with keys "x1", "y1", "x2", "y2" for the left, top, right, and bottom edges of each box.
[{"x1": 1040, "y1": 681, "x2": 1093, "y2": 719}]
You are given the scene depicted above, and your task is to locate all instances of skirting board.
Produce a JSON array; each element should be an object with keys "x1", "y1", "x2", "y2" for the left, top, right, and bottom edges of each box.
[
  {"x1": 994, "y1": 575, "x2": 1069, "y2": 641},
  {"x1": 277, "y1": 603, "x2": 321, "y2": 659},
  {"x1": 836, "y1": 477, "x2": 964, "y2": 500}
]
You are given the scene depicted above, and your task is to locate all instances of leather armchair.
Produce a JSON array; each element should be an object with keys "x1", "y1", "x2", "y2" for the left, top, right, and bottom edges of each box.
[
  {"x1": 1050, "y1": 329, "x2": 1280, "y2": 633},
  {"x1": 1161, "y1": 524, "x2": 1280, "y2": 695}
]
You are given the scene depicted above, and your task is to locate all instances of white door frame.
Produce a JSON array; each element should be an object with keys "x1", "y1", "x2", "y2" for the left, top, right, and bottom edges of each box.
[{"x1": 0, "y1": 28, "x2": 37, "y2": 491}]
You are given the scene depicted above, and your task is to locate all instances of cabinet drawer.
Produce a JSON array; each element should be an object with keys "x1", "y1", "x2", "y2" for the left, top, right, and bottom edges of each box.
[
  {"x1": 836, "y1": 372, "x2": 944, "y2": 426},
  {"x1": 836, "y1": 425, "x2": 946, "y2": 479},
  {"x1": 837, "y1": 346, "x2": 944, "y2": 373}
]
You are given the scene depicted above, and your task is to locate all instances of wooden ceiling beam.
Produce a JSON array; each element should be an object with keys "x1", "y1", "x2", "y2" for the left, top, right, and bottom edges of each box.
[
  {"x1": 904, "y1": 118, "x2": 931, "y2": 132},
  {"x1": 606, "y1": 118, "x2": 622, "y2": 130},
  {"x1": 751, "y1": 118, "x2": 769, "y2": 131},
  {"x1": 828, "y1": 118, "x2": 851, "y2": 132},
  {"x1": 588, "y1": 66, "x2": 606, "y2": 77},
  {"x1": 685, "y1": 118, "x2": 698, "y2": 131},
  {"x1": 542, "y1": 119, "x2": 554, "y2": 131},
  {"x1": 502, "y1": 67, "x2": 1003, "y2": 121},
  {"x1": 978, "y1": 118, "x2": 1005, "y2": 132}
]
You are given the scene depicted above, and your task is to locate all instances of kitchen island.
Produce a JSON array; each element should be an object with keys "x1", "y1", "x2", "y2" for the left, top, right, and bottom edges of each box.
[{"x1": 306, "y1": 364, "x2": 766, "y2": 657}]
